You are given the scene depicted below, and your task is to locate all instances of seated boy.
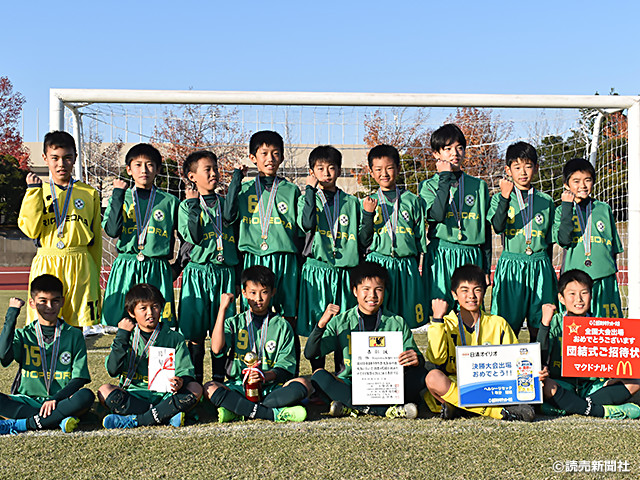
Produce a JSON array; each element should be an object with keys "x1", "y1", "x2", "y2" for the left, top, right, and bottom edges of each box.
[
  {"x1": 304, "y1": 261, "x2": 429, "y2": 419},
  {"x1": 426, "y1": 264, "x2": 534, "y2": 421},
  {"x1": 538, "y1": 269, "x2": 640, "y2": 419},
  {"x1": 203, "y1": 266, "x2": 309, "y2": 423},
  {"x1": 0, "y1": 275, "x2": 94, "y2": 435},
  {"x1": 97, "y1": 284, "x2": 203, "y2": 429}
]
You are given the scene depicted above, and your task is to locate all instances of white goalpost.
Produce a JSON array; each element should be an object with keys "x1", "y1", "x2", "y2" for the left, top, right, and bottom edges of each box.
[{"x1": 48, "y1": 88, "x2": 640, "y2": 317}]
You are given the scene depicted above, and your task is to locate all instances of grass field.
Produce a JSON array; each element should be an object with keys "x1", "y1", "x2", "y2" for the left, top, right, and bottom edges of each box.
[{"x1": 1, "y1": 290, "x2": 639, "y2": 479}]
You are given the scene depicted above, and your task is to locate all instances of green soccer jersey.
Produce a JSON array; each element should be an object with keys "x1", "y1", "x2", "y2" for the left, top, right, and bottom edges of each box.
[
  {"x1": 538, "y1": 312, "x2": 564, "y2": 380},
  {"x1": 488, "y1": 188, "x2": 555, "y2": 253},
  {"x1": 106, "y1": 322, "x2": 194, "y2": 390},
  {"x1": 237, "y1": 177, "x2": 301, "y2": 256},
  {"x1": 420, "y1": 172, "x2": 489, "y2": 245},
  {"x1": 178, "y1": 195, "x2": 239, "y2": 266},
  {"x1": 306, "y1": 306, "x2": 421, "y2": 382},
  {"x1": 103, "y1": 187, "x2": 179, "y2": 259},
  {"x1": 223, "y1": 311, "x2": 296, "y2": 383},
  {"x1": 553, "y1": 199, "x2": 623, "y2": 280},
  {"x1": 297, "y1": 188, "x2": 361, "y2": 267},
  {"x1": 365, "y1": 189, "x2": 426, "y2": 257},
  {"x1": 4, "y1": 311, "x2": 90, "y2": 399}
]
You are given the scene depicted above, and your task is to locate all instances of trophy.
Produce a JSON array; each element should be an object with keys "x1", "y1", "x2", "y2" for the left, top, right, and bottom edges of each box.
[{"x1": 242, "y1": 351, "x2": 263, "y2": 402}]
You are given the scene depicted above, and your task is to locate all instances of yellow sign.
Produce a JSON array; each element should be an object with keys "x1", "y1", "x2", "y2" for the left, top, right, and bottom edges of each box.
[{"x1": 369, "y1": 336, "x2": 385, "y2": 347}]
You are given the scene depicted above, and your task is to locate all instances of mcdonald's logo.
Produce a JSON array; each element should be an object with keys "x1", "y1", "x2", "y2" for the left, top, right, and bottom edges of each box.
[{"x1": 616, "y1": 361, "x2": 633, "y2": 376}]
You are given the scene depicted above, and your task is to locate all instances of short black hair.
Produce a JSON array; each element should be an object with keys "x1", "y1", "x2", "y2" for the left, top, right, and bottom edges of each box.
[
  {"x1": 30, "y1": 274, "x2": 63, "y2": 298},
  {"x1": 43, "y1": 131, "x2": 76, "y2": 155},
  {"x1": 367, "y1": 144, "x2": 400, "y2": 168},
  {"x1": 125, "y1": 143, "x2": 163, "y2": 168},
  {"x1": 309, "y1": 145, "x2": 342, "y2": 170},
  {"x1": 241, "y1": 265, "x2": 276, "y2": 290},
  {"x1": 349, "y1": 261, "x2": 388, "y2": 291},
  {"x1": 563, "y1": 158, "x2": 596, "y2": 184},
  {"x1": 183, "y1": 150, "x2": 218, "y2": 177},
  {"x1": 430, "y1": 124, "x2": 467, "y2": 152},
  {"x1": 249, "y1": 130, "x2": 284, "y2": 157},
  {"x1": 558, "y1": 269, "x2": 593, "y2": 295},
  {"x1": 450, "y1": 264, "x2": 486, "y2": 292},
  {"x1": 124, "y1": 283, "x2": 165, "y2": 314},
  {"x1": 506, "y1": 141, "x2": 538, "y2": 166}
]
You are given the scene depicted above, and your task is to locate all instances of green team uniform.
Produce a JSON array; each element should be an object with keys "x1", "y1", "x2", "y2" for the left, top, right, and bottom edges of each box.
[
  {"x1": 364, "y1": 189, "x2": 427, "y2": 329},
  {"x1": 297, "y1": 187, "x2": 361, "y2": 336},
  {"x1": 106, "y1": 322, "x2": 194, "y2": 405},
  {"x1": 102, "y1": 187, "x2": 179, "y2": 327},
  {"x1": 420, "y1": 172, "x2": 491, "y2": 309},
  {"x1": 305, "y1": 306, "x2": 420, "y2": 383},
  {"x1": 221, "y1": 311, "x2": 296, "y2": 395},
  {"x1": 488, "y1": 188, "x2": 557, "y2": 331},
  {"x1": 554, "y1": 199, "x2": 623, "y2": 318},
  {"x1": 178, "y1": 194, "x2": 238, "y2": 341}
]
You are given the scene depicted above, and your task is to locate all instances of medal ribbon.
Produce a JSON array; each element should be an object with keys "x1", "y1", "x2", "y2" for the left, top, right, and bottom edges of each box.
[
  {"x1": 34, "y1": 320, "x2": 62, "y2": 394},
  {"x1": 457, "y1": 311, "x2": 481, "y2": 346},
  {"x1": 132, "y1": 186, "x2": 157, "y2": 252},
  {"x1": 515, "y1": 188, "x2": 534, "y2": 245},
  {"x1": 357, "y1": 310, "x2": 382, "y2": 332},
  {"x1": 199, "y1": 194, "x2": 224, "y2": 252},
  {"x1": 245, "y1": 311, "x2": 270, "y2": 364},
  {"x1": 49, "y1": 179, "x2": 75, "y2": 239},
  {"x1": 317, "y1": 189, "x2": 340, "y2": 250},
  {"x1": 122, "y1": 324, "x2": 161, "y2": 389},
  {"x1": 255, "y1": 177, "x2": 280, "y2": 241},
  {"x1": 448, "y1": 175, "x2": 465, "y2": 234},
  {"x1": 377, "y1": 188, "x2": 399, "y2": 251},
  {"x1": 574, "y1": 200, "x2": 592, "y2": 259}
]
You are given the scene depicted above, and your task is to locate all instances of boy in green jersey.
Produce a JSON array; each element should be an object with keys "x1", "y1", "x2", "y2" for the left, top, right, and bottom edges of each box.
[
  {"x1": 0, "y1": 275, "x2": 94, "y2": 435},
  {"x1": 537, "y1": 269, "x2": 640, "y2": 419},
  {"x1": 204, "y1": 266, "x2": 309, "y2": 423},
  {"x1": 360, "y1": 145, "x2": 427, "y2": 329},
  {"x1": 102, "y1": 144, "x2": 180, "y2": 327},
  {"x1": 419, "y1": 124, "x2": 491, "y2": 310},
  {"x1": 178, "y1": 150, "x2": 239, "y2": 384},
  {"x1": 554, "y1": 158, "x2": 623, "y2": 318},
  {"x1": 297, "y1": 145, "x2": 375, "y2": 371},
  {"x1": 304, "y1": 262, "x2": 429, "y2": 419},
  {"x1": 98, "y1": 283, "x2": 202, "y2": 429},
  {"x1": 488, "y1": 142, "x2": 556, "y2": 341}
]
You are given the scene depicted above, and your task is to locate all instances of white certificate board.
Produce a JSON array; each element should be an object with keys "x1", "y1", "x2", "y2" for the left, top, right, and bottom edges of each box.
[{"x1": 148, "y1": 346, "x2": 175, "y2": 393}]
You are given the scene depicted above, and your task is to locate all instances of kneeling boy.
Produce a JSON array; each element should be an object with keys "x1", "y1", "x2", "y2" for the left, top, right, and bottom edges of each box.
[
  {"x1": 426, "y1": 264, "x2": 534, "y2": 421},
  {"x1": 98, "y1": 284, "x2": 202, "y2": 429},
  {"x1": 0, "y1": 275, "x2": 94, "y2": 434},
  {"x1": 538, "y1": 269, "x2": 640, "y2": 419},
  {"x1": 204, "y1": 266, "x2": 309, "y2": 423},
  {"x1": 304, "y1": 261, "x2": 429, "y2": 419}
]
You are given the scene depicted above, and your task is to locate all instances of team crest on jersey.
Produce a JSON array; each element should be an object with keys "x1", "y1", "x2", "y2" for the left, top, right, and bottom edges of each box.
[
  {"x1": 464, "y1": 195, "x2": 475, "y2": 207},
  {"x1": 597, "y1": 220, "x2": 605, "y2": 232},
  {"x1": 339, "y1": 214, "x2": 349, "y2": 226},
  {"x1": 153, "y1": 209, "x2": 165, "y2": 221},
  {"x1": 535, "y1": 213, "x2": 544, "y2": 225},
  {"x1": 74, "y1": 199, "x2": 85, "y2": 210},
  {"x1": 508, "y1": 206, "x2": 515, "y2": 220},
  {"x1": 277, "y1": 202, "x2": 288, "y2": 214},
  {"x1": 59, "y1": 351, "x2": 72, "y2": 365},
  {"x1": 265, "y1": 340, "x2": 277, "y2": 354},
  {"x1": 401, "y1": 210, "x2": 410, "y2": 222}
]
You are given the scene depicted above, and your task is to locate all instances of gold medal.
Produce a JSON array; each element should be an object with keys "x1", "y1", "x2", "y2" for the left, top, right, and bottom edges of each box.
[
  {"x1": 56, "y1": 240, "x2": 65, "y2": 249},
  {"x1": 260, "y1": 242, "x2": 268, "y2": 251},
  {"x1": 137, "y1": 252, "x2": 145, "y2": 261},
  {"x1": 585, "y1": 259, "x2": 592, "y2": 267},
  {"x1": 525, "y1": 247, "x2": 533, "y2": 255},
  {"x1": 458, "y1": 231, "x2": 463, "y2": 241},
  {"x1": 216, "y1": 253, "x2": 225, "y2": 263}
]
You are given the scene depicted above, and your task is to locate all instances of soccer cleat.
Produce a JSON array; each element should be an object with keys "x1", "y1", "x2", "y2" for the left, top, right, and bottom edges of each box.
[
  {"x1": 501, "y1": 404, "x2": 535, "y2": 422},
  {"x1": 102, "y1": 414, "x2": 139, "y2": 429},
  {"x1": 59, "y1": 416, "x2": 80, "y2": 433},
  {"x1": 217, "y1": 407, "x2": 244, "y2": 423},
  {"x1": 385, "y1": 403, "x2": 419, "y2": 419},
  {"x1": 168, "y1": 412, "x2": 185, "y2": 428},
  {"x1": 439, "y1": 402, "x2": 461, "y2": 420},
  {"x1": 603, "y1": 403, "x2": 640, "y2": 420},
  {"x1": 0, "y1": 419, "x2": 19, "y2": 435},
  {"x1": 273, "y1": 405, "x2": 307, "y2": 423},
  {"x1": 328, "y1": 401, "x2": 359, "y2": 418}
]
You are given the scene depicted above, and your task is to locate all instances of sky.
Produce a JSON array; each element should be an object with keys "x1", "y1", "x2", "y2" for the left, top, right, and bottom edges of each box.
[{"x1": 4, "y1": 0, "x2": 640, "y2": 141}]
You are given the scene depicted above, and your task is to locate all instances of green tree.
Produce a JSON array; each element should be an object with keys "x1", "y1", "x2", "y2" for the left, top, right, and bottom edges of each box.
[{"x1": 0, "y1": 155, "x2": 27, "y2": 225}]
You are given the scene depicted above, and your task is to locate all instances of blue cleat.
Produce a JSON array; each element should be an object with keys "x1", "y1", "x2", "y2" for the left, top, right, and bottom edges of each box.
[
  {"x1": 102, "y1": 414, "x2": 138, "y2": 429},
  {"x1": 59, "y1": 416, "x2": 80, "y2": 433},
  {"x1": 0, "y1": 419, "x2": 19, "y2": 435},
  {"x1": 168, "y1": 412, "x2": 185, "y2": 428}
]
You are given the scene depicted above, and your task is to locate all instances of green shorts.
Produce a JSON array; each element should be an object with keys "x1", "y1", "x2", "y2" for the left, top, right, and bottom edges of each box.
[
  {"x1": 366, "y1": 252, "x2": 427, "y2": 329},
  {"x1": 102, "y1": 254, "x2": 175, "y2": 327},
  {"x1": 297, "y1": 258, "x2": 355, "y2": 337},
  {"x1": 592, "y1": 274, "x2": 623, "y2": 318},
  {"x1": 554, "y1": 378, "x2": 607, "y2": 399},
  {"x1": 242, "y1": 252, "x2": 299, "y2": 319},
  {"x1": 491, "y1": 251, "x2": 557, "y2": 332},
  {"x1": 178, "y1": 262, "x2": 236, "y2": 341},
  {"x1": 126, "y1": 386, "x2": 172, "y2": 407},
  {"x1": 426, "y1": 239, "x2": 483, "y2": 310},
  {"x1": 4, "y1": 394, "x2": 47, "y2": 409}
]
